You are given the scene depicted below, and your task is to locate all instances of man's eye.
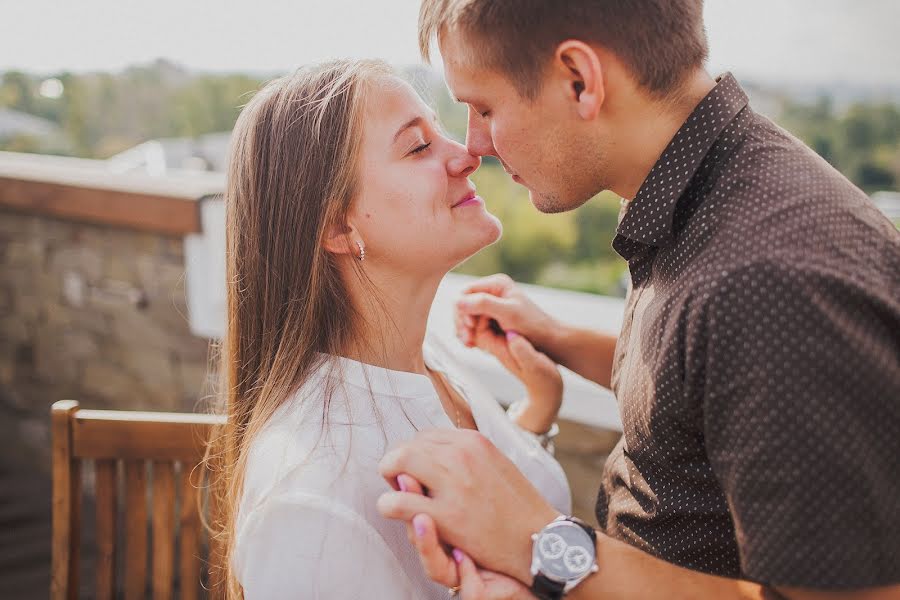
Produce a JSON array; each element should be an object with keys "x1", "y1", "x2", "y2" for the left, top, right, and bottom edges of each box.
[
  {"x1": 410, "y1": 142, "x2": 431, "y2": 155},
  {"x1": 480, "y1": 110, "x2": 491, "y2": 118}
]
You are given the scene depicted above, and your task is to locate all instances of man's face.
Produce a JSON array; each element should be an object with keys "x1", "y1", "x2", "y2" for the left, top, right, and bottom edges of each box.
[{"x1": 440, "y1": 30, "x2": 606, "y2": 213}]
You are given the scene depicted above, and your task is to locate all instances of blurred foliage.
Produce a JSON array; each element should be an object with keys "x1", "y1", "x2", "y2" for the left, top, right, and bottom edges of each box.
[{"x1": 2, "y1": 62, "x2": 898, "y2": 295}]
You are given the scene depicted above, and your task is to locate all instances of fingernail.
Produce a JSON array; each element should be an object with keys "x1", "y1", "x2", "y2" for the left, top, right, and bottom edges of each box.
[
  {"x1": 452, "y1": 549, "x2": 464, "y2": 564},
  {"x1": 397, "y1": 476, "x2": 408, "y2": 492},
  {"x1": 506, "y1": 330, "x2": 520, "y2": 340},
  {"x1": 413, "y1": 515, "x2": 427, "y2": 538}
]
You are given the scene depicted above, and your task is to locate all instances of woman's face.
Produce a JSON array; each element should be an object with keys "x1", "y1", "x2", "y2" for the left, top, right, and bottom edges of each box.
[{"x1": 350, "y1": 76, "x2": 502, "y2": 276}]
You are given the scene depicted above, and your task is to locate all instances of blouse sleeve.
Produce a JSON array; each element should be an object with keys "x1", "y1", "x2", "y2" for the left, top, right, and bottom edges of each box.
[{"x1": 233, "y1": 492, "x2": 418, "y2": 599}]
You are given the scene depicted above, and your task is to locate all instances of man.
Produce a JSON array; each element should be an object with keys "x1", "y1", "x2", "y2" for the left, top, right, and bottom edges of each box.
[{"x1": 378, "y1": 1, "x2": 900, "y2": 599}]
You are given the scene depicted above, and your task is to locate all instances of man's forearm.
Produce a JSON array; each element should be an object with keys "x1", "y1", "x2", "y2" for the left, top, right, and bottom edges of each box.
[
  {"x1": 567, "y1": 533, "x2": 899, "y2": 600},
  {"x1": 537, "y1": 323, "x2": 618, "y2": 389},
  {"x1": 564, "y1": 533, "x2": 777, "y2": 600}
]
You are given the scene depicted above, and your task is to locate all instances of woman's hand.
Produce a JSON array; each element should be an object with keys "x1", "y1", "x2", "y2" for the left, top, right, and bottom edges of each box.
[
  {"x1": 454, "y1": 549, "x2": 536, "y2": 600},
  {"x1": 395, "y1": 474, "x2": 535, "y2": 600},
  {"x1": 470, "y1": 316, "x2": 563, "y2": 435}
]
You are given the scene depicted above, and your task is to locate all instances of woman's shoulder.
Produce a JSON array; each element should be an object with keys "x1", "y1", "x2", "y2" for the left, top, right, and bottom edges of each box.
[{"x1": 238, "y1": 361, "x2": 404, "y2": 524}]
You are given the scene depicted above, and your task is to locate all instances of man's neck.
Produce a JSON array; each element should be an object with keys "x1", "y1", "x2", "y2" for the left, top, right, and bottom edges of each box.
[{"x1": 611, "y1": 69, "x2": 717, "y2": 201}]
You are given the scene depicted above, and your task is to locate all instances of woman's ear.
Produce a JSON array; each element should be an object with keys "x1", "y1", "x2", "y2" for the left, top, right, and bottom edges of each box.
[
  {"x1": 555, "y1": 40, "x2": 605, "y2": 121},
  {"x1": 323, "y1": 220, "x2": 361, "y2": 258}
]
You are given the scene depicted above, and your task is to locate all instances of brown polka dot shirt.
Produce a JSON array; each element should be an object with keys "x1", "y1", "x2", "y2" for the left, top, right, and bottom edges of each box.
[{"x1": 598, "y1": 73, "x2": 900, "y2": 588}]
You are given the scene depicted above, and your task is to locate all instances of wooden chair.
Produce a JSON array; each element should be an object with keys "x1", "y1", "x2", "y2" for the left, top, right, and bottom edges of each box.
[{"x1": 51, "y1": 400, "x2": 226, "y2": 600}]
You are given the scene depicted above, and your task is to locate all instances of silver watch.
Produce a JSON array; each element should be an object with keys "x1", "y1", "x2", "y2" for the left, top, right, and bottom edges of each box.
[{"x1": 530, "y1": 516, "x2": 599, "y2": 598}]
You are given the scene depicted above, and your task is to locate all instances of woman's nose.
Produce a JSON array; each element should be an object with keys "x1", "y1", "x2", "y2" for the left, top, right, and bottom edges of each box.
[{"x1": 447, "y1": 140, "x2": 481, "y2": 178}]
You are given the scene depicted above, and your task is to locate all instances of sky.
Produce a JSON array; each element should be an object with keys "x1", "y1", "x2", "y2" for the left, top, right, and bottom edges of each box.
[{"x1": 2, "y1": 0, "x2": 899, "y2": 86}]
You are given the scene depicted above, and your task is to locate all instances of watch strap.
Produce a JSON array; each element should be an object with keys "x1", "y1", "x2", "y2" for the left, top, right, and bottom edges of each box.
[{"x1": 530, "y1": 573, "x2": 565, "y2": 600}]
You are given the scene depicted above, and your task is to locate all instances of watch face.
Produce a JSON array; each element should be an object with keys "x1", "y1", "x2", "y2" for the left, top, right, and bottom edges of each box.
[{"x1": 532, "y1": 521, "x2": 596, "y2": 582}]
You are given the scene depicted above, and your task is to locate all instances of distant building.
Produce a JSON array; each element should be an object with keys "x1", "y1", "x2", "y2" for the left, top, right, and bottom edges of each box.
[{"x1": 108, "y1": 131, "x2": 232, "y2": 175}]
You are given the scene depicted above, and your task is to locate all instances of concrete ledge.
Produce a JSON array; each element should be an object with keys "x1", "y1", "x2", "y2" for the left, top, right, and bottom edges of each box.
[{"x1": 0, "y1": 151, "x2": 224, "y2": 236}]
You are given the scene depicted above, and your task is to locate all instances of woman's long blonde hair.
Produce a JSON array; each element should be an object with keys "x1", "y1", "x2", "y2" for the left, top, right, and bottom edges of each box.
[{"x1": 202, "y1": 59, "x2": 392, "y2": 599}]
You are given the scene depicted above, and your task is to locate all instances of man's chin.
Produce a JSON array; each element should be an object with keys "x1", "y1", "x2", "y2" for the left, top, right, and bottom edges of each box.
[
  {"x1": 530, "y1": 185, "x2": 598, "y2": 214},
  {"x1": 529, "y1": 189, "x2": 570, "y2": 214}
]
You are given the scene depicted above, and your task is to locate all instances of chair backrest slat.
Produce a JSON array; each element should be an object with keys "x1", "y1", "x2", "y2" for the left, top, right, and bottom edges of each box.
[
  {"x1": 124, "y1": 460, "x2": 149, "y2": 600},
  {"x1": 51, "y1": 400, "x2": 80, "y2": 600},
  {"x1": 179, "y1": 464, "x2": 203, "y2": 600},
  {"x1": 51, "y1": 400, "x2": 225, "y2": 600},
  {"x1": 152, "y1": 461, "x2": 176, "y2": 600},
  {"x1": 94, "y1": 459, "x2": 118, "y2": 600}
]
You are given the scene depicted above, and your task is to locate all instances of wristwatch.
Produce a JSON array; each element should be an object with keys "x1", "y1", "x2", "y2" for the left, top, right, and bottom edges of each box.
[
  {"x1": 506, "y1": 400, "x2": 560, "y2": 454},
  {"x1": 529, "y1": 515, "x2": 599, "y2": 599}
]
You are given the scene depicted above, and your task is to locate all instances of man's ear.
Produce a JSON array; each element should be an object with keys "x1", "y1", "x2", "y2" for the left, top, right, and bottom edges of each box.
[
  {"x1": 323, "y1": 220, "x2": 361, "y2": 257},
  {"x1": 554, "y1": 40, "x2": 605, "y2": 121}
]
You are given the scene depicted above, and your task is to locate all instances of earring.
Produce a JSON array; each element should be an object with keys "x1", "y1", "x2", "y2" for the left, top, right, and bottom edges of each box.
[{"x1": 356, "y1": 240, "x2": 365, "y2": 261}]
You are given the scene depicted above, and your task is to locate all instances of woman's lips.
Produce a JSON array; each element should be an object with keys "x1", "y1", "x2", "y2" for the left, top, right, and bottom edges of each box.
[
  {"x1": 453, "y1": 196, "x2": 483, "y2": 209},
  {"x1": 452, "y1": 191, "x2": 482, "y2": 208}
]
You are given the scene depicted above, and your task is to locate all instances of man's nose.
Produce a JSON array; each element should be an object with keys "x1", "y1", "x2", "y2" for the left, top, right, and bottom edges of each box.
[{"x1": 465, "y1": 109, "x2": 495, "y2": 158}]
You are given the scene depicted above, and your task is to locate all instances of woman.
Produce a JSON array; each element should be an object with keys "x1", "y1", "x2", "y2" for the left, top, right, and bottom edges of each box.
[{"x1": 208, "y1": 59, "x2": 570, "y2": 599}]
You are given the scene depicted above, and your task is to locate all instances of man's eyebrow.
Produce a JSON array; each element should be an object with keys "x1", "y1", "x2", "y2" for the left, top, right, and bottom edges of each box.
[{"x1": 392, "y1": 111, "x2": 440, "y2": 143}]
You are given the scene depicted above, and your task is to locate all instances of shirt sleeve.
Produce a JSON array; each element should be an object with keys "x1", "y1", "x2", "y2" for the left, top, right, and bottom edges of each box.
[
  {"x1": 699, "y1": 260, "x2": 900, "y2": 587},
  {"x1": 233, "y1": 492, "x2": 418, "y2": 599}
]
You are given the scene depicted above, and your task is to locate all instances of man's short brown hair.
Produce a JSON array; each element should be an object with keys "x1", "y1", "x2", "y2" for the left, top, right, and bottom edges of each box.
[{"x1": 419, "y1": 0, "x2": 708, "y2": 100}]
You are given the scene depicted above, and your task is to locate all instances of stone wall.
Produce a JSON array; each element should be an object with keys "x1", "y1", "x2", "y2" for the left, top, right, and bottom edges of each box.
[{"x1": 0, "y1": 208, "x2": 212, "y2": 469}]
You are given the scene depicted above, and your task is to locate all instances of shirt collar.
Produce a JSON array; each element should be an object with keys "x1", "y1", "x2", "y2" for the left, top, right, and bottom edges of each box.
[
  {"x1": 615, "y1": 73, "x2": 749, "y2": 248},
  {"x1": 318, "y1": 338, "x2": 447, "y2": 400}
]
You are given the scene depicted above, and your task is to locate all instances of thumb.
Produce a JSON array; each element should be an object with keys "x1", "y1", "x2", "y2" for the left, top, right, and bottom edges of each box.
[
  {"x1": 506, "y1": 331, "x2": 543, "y2": 370},
  {"x1": 454, "y1": 549, "x2": 486, "y2": 598}
]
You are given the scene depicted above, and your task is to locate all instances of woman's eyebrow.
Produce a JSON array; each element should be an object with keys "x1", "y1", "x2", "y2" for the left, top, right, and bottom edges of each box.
[{"x1": 392, "y1": 111, "x2": 440, "y2": 143}]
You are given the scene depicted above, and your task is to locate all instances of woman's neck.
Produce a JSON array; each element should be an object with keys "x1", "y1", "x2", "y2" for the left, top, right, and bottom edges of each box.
[{"x1": 340, "y1": 263, "x2": 444, "y2": 375}]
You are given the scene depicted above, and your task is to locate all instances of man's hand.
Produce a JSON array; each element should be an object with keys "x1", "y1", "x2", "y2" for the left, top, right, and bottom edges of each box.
[
  {"x1": 378, "y1": 429, "x2": 560, "y2": 583},
  {"x1": 454, "y1": 273, "x2": 619, "y2": 389},
  {"x1": 455, "y1": 274, "x2": 558, "y2": 351}
]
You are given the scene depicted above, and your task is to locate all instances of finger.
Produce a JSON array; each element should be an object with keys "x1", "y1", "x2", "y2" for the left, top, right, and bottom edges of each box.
[
  {"x1": 412, "y1": 514, "x2": 459, "y2": 588},
  {"x1": 461, "y1": 273, "x2": 514, "y2": 296},
  {"x1": 379, "y1": 430, "x2": 461, "y2": 485},
  {"x1": 505, "y1": 331, "x2": 541, "y2": 370},
  {"x1": 456, "y1": 293, "x2": 514, "y2": 322},
  {"x1": 454, "y1": 549, "x2": 486, "y2": 597},
  {"x1": 473, "y1": 326, "x2": 518, "y2": 375},
  {"x1": 396, "y1": 473, "x2": 425, "y2": 495},
  {"x1": 454, "y1": 305, "x2": 477, "y2": 335},
  {"x1": 454, "y1": 313, "x2": 476, "y2": 347},
  {"x1": 377, "y1": 490, "x2": 434, "y2": 521}
]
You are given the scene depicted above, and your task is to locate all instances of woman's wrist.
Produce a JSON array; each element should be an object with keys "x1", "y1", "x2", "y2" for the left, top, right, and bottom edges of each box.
[{"x1": 509, "y1": 398, "x2": 560, "y2": 435}]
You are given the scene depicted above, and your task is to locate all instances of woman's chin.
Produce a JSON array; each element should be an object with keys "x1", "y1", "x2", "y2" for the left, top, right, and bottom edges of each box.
[{"x1": 450, "y1": 217, "x2": 503, "y2": 265}]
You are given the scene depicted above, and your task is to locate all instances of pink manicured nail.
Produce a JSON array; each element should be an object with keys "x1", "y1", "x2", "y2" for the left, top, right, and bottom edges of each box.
[
  {"x1": 413, "y1": 515, "x2": 427, "y2": 538},
  {"x1": 397, "y1": 476, "x2": 408, "y2": 492},
  {"x1": 506, "y1": 330, "x2": 520, "y2": 340},
  {"x1": 452, "y1": 549, "x2": 464, "y2": 564}
]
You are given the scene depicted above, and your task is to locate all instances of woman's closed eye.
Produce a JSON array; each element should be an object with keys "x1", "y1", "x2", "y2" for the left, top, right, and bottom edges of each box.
[{"x1": 409, "y1": 142, "x2": 432, "y2": 155}]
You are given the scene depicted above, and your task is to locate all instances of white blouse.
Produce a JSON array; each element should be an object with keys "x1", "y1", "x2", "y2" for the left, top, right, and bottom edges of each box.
[{"x1": 232, "y1": 333, "x2": 572, "y2": 599}]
